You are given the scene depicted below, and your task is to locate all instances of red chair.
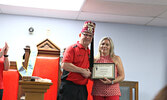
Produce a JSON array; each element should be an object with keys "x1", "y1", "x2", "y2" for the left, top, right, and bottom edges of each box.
[
  {"x1": 32, "y1": 56, "x2": 60, "y2": 100},
  {"x1": 3, "y1": 69, "x2": 19, "y2": 100}
]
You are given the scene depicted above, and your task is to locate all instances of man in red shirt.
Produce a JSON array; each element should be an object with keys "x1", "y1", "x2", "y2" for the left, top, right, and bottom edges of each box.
[{"x1": 57, "y1": 21, "x2": 96, "y2": 100}]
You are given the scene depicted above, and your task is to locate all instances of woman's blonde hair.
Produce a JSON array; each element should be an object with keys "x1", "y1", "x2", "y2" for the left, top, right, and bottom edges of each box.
[{"x1": 95, "y1": 37, "x2": 115, "y2": 60}]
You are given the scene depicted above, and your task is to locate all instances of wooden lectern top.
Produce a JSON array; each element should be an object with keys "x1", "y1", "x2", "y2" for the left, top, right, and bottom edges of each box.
[
  {"x1": 19, "y1": 80, "x2": 53, "y2": 86},
  {"x1": 19, "y1": 80, "x2": 53, "y2": 100}
]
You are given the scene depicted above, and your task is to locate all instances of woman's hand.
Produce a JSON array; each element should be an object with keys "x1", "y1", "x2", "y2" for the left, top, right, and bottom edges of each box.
[{"x1": 100, "y1": 77, "x2": 112, "y2": 84}]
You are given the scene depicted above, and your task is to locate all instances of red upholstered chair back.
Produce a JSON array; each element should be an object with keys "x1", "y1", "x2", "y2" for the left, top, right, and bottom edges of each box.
[
  {"x1": 33, "y1": 56, "x2": 59, "y2": 100},
  {"x1": 3, "y1": 70, "x2": 19, "y2": 100},
  {"x1": 33, "y1": 38, "x2": 61, "y2": 100}
]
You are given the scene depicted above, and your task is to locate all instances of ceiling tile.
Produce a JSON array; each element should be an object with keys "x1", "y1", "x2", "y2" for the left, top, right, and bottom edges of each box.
[
  {"x1": 78, "y1": 12, "x2": 153, "y2": 25},
  {"x1": 147, "y1": 18, "x2": 167, "y2": 27},
  {"x1": 101, "y1": 0, "x2": 167, "y2": 5},
  {"x1": 82, "y1": 0, "x2": 167, "y2": 17},
  {"x1": 158, "y1": 10, "x2": 167, "y2": 18}
]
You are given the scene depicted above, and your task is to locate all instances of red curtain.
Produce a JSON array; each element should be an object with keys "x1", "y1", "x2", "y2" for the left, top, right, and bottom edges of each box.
[{"x1": 32, "y1": 56, "x2": 59, "y2": 100}]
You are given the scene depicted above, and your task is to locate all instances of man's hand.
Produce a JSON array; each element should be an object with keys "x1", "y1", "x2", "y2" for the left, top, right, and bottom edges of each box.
[{"x1": 81, "y1": 69, "x2": 91, "y2": 78}]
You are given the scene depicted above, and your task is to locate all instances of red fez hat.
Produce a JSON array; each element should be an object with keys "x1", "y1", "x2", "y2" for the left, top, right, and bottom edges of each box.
[{"x1": 81, "y1": 21, "x2": 96, "y2": 35}]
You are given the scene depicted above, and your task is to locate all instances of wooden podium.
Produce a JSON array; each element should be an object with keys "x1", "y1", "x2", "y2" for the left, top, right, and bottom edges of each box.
[{"x1": 19, "y1": 81, "x2": 52, "y2": 100}]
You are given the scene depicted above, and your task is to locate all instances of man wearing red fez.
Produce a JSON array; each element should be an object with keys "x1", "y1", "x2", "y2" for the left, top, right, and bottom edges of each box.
[{"x1": 57, "y1": 21, "x2": 96, "y2": 100}]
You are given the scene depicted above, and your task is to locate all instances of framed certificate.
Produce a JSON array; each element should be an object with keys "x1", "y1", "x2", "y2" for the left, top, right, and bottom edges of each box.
[{"x1": 92, "y1": 63, "x2": 115, "y2": 79}]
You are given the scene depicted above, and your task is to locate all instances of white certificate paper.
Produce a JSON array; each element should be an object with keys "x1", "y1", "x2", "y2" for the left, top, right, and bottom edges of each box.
[{"x1": 92, "y1": 63, "x2": 115, "y2": 79}]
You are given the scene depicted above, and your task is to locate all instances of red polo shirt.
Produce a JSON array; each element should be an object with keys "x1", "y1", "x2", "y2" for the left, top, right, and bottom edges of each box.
[{"x1": 62, "y1": 41, "x2": 90, "y2": 85}]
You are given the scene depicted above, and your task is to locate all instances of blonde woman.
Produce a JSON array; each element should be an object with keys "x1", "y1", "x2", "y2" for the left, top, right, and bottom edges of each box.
[{"x1": 92, "y1": 37, "x2": 125, "y2": 100}]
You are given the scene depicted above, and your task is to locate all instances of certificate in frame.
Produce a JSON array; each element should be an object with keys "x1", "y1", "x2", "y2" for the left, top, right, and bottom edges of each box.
[{"x1": 92, "y1": 63, "x2": 115, "y2": 79}]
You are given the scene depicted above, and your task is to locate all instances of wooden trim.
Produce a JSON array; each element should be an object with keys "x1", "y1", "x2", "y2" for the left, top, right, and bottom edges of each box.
[
  {"x1": 37, "y1": 50, "x2": 60, "y2": 57},
  {"x1": 10, "y1": 61, "x2": 17, "y2": 70},
  {"x1": 120, "y1": 81, "x2": 138, "y2": 100},
  {"x1": 37, "y1": 38, "x2": 60, "y2": 57},
  {"x1": 24, "y1": 46, "x2": 30, "y2": 70}
]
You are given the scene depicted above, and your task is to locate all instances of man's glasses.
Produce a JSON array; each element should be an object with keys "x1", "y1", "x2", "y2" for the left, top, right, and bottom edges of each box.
[{"x1": 82, "y1": 32, "x2": 94, "y2": 38}]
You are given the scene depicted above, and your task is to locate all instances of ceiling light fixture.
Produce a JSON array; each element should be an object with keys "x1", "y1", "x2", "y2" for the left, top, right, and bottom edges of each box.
[{"x1": 0, "y1": 0, "x2": 85, "y2": 11}]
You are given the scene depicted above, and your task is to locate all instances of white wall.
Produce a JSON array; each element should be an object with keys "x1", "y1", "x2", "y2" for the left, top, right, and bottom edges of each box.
[{"x1": 0, "y1": 14, "x2": 167, "y2": 100}]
